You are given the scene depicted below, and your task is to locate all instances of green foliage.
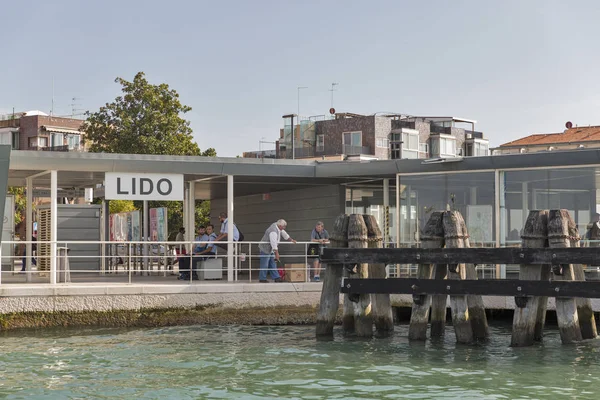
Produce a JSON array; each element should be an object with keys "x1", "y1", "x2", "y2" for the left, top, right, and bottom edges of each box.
[
  {"x1": 82, "y1": 72, "x2": 205, "y2": 156},
  {"x1": 109, "y1": 200, "x2": 136, "y2": 214},
  {"x1": 84, "y1": 72, "x2": 217, "y2": 232},
  {"x1": 8, "y1": 187, "x2": 27, "y2": 227},
  {"x1": 201, "y1": 148, "x2": 217, "y2": 157}
]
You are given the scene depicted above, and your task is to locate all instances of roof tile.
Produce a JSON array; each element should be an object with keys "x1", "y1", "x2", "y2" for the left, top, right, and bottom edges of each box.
[{"x1": 500, "y1": 126, "x2": 600, "y2": 147}]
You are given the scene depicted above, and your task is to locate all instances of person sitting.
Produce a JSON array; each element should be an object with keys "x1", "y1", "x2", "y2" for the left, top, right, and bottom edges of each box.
[{"x1": 178, "y1": 225, "x2": 218, "y2": 280}]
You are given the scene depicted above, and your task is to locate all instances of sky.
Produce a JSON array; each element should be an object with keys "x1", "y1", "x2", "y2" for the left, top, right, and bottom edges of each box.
[{"x1": 2, "y1": 0, "x2": 600, "y2": 157}]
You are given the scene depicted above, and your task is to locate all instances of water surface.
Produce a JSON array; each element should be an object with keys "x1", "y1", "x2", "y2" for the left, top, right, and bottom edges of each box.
[{"x1": 0, "y1": 323, "x2": 598, "y2": 399}]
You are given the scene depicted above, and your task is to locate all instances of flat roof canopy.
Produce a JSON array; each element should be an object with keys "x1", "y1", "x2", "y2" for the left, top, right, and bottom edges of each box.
[
  {"x1": 9, "y1": 149, "x2": 600, "y2": 199},
  {"x1": 7, "y1": 151, "x2": 383, "y2": 199}
]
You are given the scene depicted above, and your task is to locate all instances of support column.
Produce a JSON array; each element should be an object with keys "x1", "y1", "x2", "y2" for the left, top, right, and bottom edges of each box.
[
  {"x1": 227, "y1": 175, "x2": 234, "y2": 282},
  {"x1": 26, "y1": 177, "x2": 33, "y2": 282},
  {"x1": 183, "y1": 184, "x2": 189, "y2": 250},
  {"x1": 50, "y1": 170, "x2": 58, "y2": 285},
  {"x1": 395, "y1": 174, "x2": 400, "y2": 247},
  {"x1": 383, "y1": 178, "x2": 390, "y2": 246},
  {"x1": 188, "y1": 181, "x2": 196, "y2": 239},
  {"x1": 143, "y1": 200, "x2": 148, "y2": 274}
]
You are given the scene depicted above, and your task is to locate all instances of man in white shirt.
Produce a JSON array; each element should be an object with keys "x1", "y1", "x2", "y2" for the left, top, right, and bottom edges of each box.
[{"x1": 257, "y1": 219, "x2": 296, "y2": 283}]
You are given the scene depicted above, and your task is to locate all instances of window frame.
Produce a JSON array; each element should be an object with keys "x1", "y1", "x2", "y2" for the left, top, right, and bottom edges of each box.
[{"x1": 316, "y1": 134, "x2": 325, "y2": 152}]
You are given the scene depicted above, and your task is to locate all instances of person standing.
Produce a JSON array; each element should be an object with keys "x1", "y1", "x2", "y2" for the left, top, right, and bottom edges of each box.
[
  {"x1": 257, "y1": 219, "x2": 296, "y2": 283},
  {"x1": 215, "y1": 212, "x2": 240, "y2": 249},
  {"x1": 308, "y1": 221, "x2": 329, "y2": 282}
]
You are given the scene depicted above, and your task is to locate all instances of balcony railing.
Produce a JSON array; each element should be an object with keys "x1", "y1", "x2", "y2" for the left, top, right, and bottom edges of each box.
[
  {"x1": 30, "y1": 145, "x2": 83, "y2": 152},
  {"x1": 343, "y1": 145, "x2": 371, "y2": 156}
]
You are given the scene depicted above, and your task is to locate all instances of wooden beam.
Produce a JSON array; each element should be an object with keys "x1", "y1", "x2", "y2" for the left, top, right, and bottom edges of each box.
[
  {"x1": 321, "y1": 247, "x2": 600, "y2": 266},
  {"x1": 340, "y1": 278, "x2": 600, "y2": 299}
]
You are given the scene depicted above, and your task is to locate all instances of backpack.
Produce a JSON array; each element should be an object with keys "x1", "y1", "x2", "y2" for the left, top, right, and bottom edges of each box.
[{"x1": 237, "y1": 227, "x2": 245, "y2": 242}]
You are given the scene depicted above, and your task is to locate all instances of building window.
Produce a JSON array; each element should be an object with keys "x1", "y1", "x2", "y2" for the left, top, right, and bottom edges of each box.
[
  {"x1": 431, "y1": 135, "x2": 457, "y2": 157},
  {"x1": 316, "y1": 134, "x2": 324, "y2": 152},
  {"x1": 390, "y1": 129, "x2": 419, "y2": 159},
  {"x1": 474, "y1": 141, "x2": 488, "y2": 156},
  {"x1": 11, "y1": 131, "x2": 19, "y2": 150},
  {"x1": 29, "y1": 136, "x2": 48, "y2": 149},
  {"x1": 67, "y1": 135, "x2": 81, "y2": 150},
  {"x1": 342, "y1": 131, "x2": 363, "y2": 155},
  {"x1": 342, "y1": 131, "x2": 362, "y2": 146},
  {"x1": 51, "y1": 133, "x2": 64, "y2": 148},
  {"x1": 376, "y1": 138, "x2": 389, "y2": 148}
]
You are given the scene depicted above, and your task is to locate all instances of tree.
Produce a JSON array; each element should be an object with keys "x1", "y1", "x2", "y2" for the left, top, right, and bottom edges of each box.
[
  {"x1": 8, "y1": 187, "x2": 27, "y2": 229},
  {"x1": 82, "y1": 72, "x2": 215, "y2": 157},
  {"x1": 109, "y1": 200, "x2": 136, "y2": 214},
  {"x1": 84, "y1": 72, "x2": 217, "y2": 233}
]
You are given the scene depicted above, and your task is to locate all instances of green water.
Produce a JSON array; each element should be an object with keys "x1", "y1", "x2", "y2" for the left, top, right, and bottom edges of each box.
[{"x1": 0, "y1": 324, "x2": 599, "y2": 399}]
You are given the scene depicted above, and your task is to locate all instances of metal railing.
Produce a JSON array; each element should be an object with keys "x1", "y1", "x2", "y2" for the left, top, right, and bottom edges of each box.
[
  {"x1": 1, "y1": 240, "x2": 327, "y2": 286},
  {"x1": 343, "y1": 145, "x2": 371, "y2": 156},
  {"x1": 7, "y1": 238, "x2": 599, "y2": 286}
]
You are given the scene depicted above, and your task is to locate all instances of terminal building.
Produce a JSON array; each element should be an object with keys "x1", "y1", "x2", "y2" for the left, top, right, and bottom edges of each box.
[{"x1": 0, "y1": 145, "x2": 599, "y2": 286}]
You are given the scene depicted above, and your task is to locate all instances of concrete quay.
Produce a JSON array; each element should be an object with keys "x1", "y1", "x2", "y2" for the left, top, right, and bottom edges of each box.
[{"x1": 0, "y1": 281, "x2": 599, "y2": 330}]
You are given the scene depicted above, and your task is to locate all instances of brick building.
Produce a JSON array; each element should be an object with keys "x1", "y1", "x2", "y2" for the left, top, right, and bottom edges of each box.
[
  {"x1": 272, "y1": 113, "x2": 489, "y2": 160},
  {"x1": 0, "y1": 110, "x2": 85, "y2": 152},
  {"x1": 495, "y1": 125, "x2": 600, "y2": 155}
]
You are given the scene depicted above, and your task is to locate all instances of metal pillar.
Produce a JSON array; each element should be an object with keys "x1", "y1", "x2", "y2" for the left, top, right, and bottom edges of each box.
[
  {"x1": 143, "y1": 200, "x2": 149, "y2": 274},
  {"x1": 383, "y1": 178, "x2": 389, "y2": 245},
  {"x1": 188, "y1": 181, "x2": 196, "y2": 240},
  {"x1": 26, "y1": 177, "x2": 33, "y2": 282},
  {"x1": 227, "y1": 175, "x2": 234, "y2": 281},
  {"x1": 50, "y1": 170, "x2": 58, "y2": 285}
]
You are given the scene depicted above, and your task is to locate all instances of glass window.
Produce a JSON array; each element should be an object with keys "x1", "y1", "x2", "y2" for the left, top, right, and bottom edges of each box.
[
  {"x1": 502, "y1": 168, "x2": 597, "y2": 246},
  {"x1": 376, "y1": 138, "x2": 389, "y2": 148},
  {"x1": 343, "y1": 131, "x2": 362, "y2": 146},
  {"x1": 51, "y1": 133, "x2": 63, "y2": 147},
  {"x1": 67, "y1": 135, "x2": 81, "y2": 149},
  {"x1": 398, "y1": 172, "x2": 496, "y2": 248},
  {"x1": 11, "y1": 131, "x2": 19, "y2": 149},
  {"x1": 316, "y1": 134, "x2": 324, "y2": 152}
]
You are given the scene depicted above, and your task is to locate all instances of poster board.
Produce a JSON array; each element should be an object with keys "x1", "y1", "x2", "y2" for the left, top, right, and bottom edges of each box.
[
  {"x1": 149, "y1": 207, "x2": 168, "y2": 242},
  {"x1": 109, "y1": 210, "x2": 142, "y2": 242}
]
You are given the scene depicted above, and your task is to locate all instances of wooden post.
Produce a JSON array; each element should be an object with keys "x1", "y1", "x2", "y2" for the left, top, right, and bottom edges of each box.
[
  {"x1": 364, "y1": 214, "x2": 394, "y2": 338},
  {"x1": 409, "y1": 211, "x2": 444, "y2": 341},
  {"x1": 548, "y1": 209, "x2": 583, "y2": 344},
  {"x1": 443, "y1": 210, "x2": 473, "y2": 344},
  {"x1": 512, "y1": 210, "x2": 549, "y2": 347},
  {"x1": 347, "y1": 214, "x2": 373, "y2": 337},
  {"x1": 316, "y1": 214, "x2": 349, "y2": 338},
  {"x1": 570, "y1": 233, "x2": 598, "y2": 340},
  {"x1": 461, "y1": 216, "x2": 489, "y2": 341}
]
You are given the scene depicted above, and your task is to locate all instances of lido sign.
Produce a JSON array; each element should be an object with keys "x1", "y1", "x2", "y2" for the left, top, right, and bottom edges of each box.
[{"x1": 105, "y1": 173, "x2": 184, "y2": 201}]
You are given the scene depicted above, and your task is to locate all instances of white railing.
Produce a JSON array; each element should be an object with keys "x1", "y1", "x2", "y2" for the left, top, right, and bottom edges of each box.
[
  {"x1": 6, "y1": 239, "x2": 599, "y2": 286},
  {"x1": 0, "y1": 240, "x2": 325, "y2": 286}
]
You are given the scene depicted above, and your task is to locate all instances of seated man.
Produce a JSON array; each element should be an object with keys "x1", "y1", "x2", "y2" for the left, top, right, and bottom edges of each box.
[
  {"x1": 178, "y1": 225, "x2": 217, "y2": 280},
  {"x1": 196, "y1": 224, "x2": 218, "y2": 259}
]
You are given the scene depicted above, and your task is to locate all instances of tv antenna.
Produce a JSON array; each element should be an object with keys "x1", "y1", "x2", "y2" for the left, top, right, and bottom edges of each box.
[
  {"x1": 329, "y1": 82, "x2": 339, "y2": 109},
  {"x1": 70, "y1": 97, "x2": 84, "y2": 117}
]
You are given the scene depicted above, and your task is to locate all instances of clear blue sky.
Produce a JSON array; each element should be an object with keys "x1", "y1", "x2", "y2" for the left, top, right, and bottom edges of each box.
[{"x1": 2, "y1": 0, "x2": 600, "y2": 156}]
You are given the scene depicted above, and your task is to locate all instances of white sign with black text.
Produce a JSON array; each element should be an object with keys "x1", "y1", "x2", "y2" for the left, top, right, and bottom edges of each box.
[{"x1": 105, "y1": 173, "x2": 184, "y2": 201}]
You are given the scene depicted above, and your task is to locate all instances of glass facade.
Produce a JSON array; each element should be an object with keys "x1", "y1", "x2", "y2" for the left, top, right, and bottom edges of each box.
[
  {"x1": 345, "y1": 182, "x2": 397, "y2": 245},
  {"x1": 397, "y1": 172, "x2": 496, "y2": 248},
  {"x1": 396, "y1": 164, "x2": 600, "y2": 278}
]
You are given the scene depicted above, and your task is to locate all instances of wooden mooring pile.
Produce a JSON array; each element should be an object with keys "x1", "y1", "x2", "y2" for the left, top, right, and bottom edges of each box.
[{"x1": 317, "y1": 210, "x2": 600, "y2": 346}]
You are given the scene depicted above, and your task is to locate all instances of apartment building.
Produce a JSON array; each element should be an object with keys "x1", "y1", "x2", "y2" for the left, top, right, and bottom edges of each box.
[
  {"x1": 273, "y1": 113, "x2": 489, "y2": 160},
  {"x1": 0, "y1": 110, "x2": 85, "y2": 152},
  {"x1": 495, "y1": 124, "x2": 600, "y2": 155}
]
